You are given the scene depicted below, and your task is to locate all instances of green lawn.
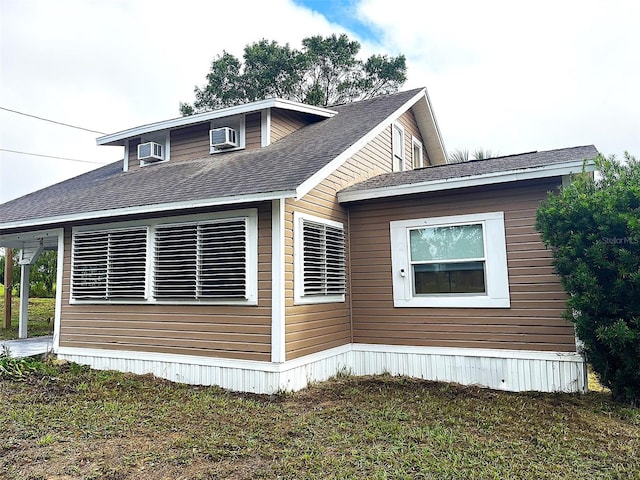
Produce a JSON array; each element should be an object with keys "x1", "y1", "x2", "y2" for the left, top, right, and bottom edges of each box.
[
  {"x1": 0, "y1": 295, "x2": 55, "y2": 340},
  {"x1": 1, "y1": 363, "x2": 638, "y2": 480}
]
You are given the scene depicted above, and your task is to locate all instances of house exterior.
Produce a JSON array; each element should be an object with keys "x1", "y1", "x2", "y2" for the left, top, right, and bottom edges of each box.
[{"x1": 0, "y1": 88, "x2": 597, "y2": 394}]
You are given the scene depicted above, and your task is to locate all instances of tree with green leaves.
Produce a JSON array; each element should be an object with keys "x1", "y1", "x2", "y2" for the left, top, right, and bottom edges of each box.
[
  {"x1": 180, "y1": 33, "x2": 407, "y2": 114},
  {"x1": 1, "y1": 250, "x2": 57, "y2": 298},
  {"x1": 536, "y1": 153, "x2": 640, "y2": 404}
]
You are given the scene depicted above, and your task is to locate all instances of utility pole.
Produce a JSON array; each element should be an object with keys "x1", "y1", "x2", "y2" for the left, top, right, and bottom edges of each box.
[{"x1": 3, "y1": 248, "x2": 12, "y2": 329}]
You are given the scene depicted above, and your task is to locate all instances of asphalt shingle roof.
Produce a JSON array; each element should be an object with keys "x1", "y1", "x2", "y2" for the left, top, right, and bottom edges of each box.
[
  {"x1": 0, "y1": 88, "x2": 424, "y2": 228},
  {"x1": 339, "y1": 145, "x2": 599, "y2": 195}
]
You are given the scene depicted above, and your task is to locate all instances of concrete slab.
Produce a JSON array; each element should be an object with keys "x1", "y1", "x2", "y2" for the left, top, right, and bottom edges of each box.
[{"x1": 0, "y1": 336, "x2": 54, "y2": 358}]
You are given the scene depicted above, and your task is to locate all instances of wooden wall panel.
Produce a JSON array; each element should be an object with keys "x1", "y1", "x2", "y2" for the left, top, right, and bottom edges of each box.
[
  {"x1": 245, "y1": 112, "x2": 262, "y2": 150},
  {"x1": 128, "y1": 138, "x2": 141, "y2": 170},
  {"x1": 59, "y1": 203, "x2": 273, "y2": 361},
  {"x1": 397, "y1": 108, "x2": 429, "y2": 168},
  {"x1": 270, "y1": 109, "x2": 315, "y2": 143},
  {"x1": 347, "y1": 178, "x2": 576, "y2": 352},
  {"x1": 170, "y1": 123, "x2": 210, "y2": 162},
  {"x1": 283, "y1": 114, "x2": 410, "y2": 360}
]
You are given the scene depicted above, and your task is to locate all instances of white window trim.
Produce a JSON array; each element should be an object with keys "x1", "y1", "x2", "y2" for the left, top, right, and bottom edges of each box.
[
  {"x1": 70, "y1": 209, "x2": 258, "y2": 306},
  {"x1": 210, "y1": 115, "x2": 246, "y2": 154},
  {"x1": 293, "y1": 212, "x2": 346, "y2": 305},
  {"x1": 411, "y1": 136, "x2": 424, "y2": 169},
  {"x1": 392, "y1": 122, "x2": 405, "y2": 172},
  {"x1": 390, "y1": 211, "x2": 510, "y2": 308}
]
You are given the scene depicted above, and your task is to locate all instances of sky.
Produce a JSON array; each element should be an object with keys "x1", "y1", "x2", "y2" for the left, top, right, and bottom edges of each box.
[{"x1": 1, "y1": 0, "x2": 638, "y2": 204}]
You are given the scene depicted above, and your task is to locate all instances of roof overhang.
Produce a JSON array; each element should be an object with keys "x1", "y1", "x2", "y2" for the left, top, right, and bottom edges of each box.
[
  {"x1": 97, "y1": 98, "x2": 338, "y2": 146},
  {"x1": 413, "y1": 89, "x2": 447, "y2": 165},
  {"x1": 0, "y1": 228, "x2": 62, "y2": 249},
  {"x1": 337, "y1": 159, "x2": 596, "y2": 203},
  {"x1": 0, "y1": 190, "x2": 296, "y2": 232}
]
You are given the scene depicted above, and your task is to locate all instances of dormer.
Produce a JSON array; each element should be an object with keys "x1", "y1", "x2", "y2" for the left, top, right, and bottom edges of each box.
[{"x1": 97, "y1": 99, "x2": 337, "y2": 173}]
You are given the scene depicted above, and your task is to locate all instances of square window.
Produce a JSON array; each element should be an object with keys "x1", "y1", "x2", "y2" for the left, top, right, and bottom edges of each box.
[
  {"x1": 71, "y1": 227, "x2": 147, "y2": 300},
  {"x1": 154, "y1": 219, "x2": 248, "y2": 300},
  {"x1": 210, "y1": 116, "x2": 246, "y2": 154},
  {"x1": 391, "y1": 212, "x2": 510, "y2": 308},
  {"x1": 139, "y1": 132, "x2": 169, "y2": 166}
]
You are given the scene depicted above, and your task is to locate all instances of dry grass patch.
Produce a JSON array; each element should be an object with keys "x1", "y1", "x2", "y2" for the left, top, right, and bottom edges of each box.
[{"x1": 1, "y1": 361, "x2": 639, "y2": 479}]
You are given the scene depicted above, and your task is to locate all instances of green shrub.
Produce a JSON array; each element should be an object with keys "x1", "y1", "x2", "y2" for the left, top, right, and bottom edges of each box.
[
  {"x1": 0, "y1": 345, "x2": 38, "y2": 381},
  {"x1": 536, "y1": 153, "x2": 640, "y2": 404}
]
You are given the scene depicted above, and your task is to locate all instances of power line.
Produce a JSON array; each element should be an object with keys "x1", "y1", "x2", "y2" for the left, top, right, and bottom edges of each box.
[
  {"x1": 0, "y1": 106, "x2": 106, "y2": 135},
  {"x1": 0, "y1": 148, "x2": 109, "y2": 165}
]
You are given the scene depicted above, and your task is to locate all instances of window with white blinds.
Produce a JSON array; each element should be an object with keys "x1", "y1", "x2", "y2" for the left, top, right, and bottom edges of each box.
[
  {"x1": 71, "y1": 227, "x2": 147, "y2": 300},
  {"x1": 69, "y1": 209, "x2": 257, "y2": 304},
  {"x1": 295, "y1": 213, "x2": 346, "y2": 303},
  {"x1": 154, "y1": 219, "x2": 248, "y2": 299}
]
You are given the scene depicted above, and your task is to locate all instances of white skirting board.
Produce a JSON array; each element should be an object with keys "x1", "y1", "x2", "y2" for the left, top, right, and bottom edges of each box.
[{"x1": 57, "y1": 343, "x2": 587, "y2": 395}]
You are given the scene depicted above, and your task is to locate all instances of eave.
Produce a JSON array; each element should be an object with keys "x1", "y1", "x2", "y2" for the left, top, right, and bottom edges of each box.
[
  {"x1": 337, "y1": 160, "x2": 596, "y2": 203},
  {"x1": 97, "y1": 98, "x2": 338, "y2": 146},
  {"x1": 0, "y1": 190, "x2": 296, "y2": 233}
]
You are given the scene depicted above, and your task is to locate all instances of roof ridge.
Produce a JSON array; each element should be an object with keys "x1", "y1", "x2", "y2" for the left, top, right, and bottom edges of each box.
[{"x1": 421, "y1": 144, "x2": 597, "y2": 170}]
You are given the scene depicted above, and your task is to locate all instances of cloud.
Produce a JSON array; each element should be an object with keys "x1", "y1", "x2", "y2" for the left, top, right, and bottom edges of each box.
[
  {"x1": 1, "y1": 0, "x2": 638, "y2": 203},
  {"x1": 356, "y1": 0, "x2": 640, "y2": 157},
  {"x1": 0, "y1": 0, "x2": 340, "y2": 202}
]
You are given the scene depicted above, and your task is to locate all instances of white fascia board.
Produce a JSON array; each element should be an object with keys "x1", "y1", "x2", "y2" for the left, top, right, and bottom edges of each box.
[
  {"x1": 338, "y1": 160, "x2": 596, "y2": 203},
  {"x1": 0, "y1": 227, "x2": 63, "y2": 248},
  {"x1": 295, "y1": 88, "x2": 427, "y2": 200},
  {"x1": 272, "y1": 98, "x2": 337, "y2": 117},
  {"x1": 97, "y1": 99, "x2": 337, "y2": 146},
  {"x1": 420, "y1": 88, "x2": 448, "y2": 164},
  {"x1": 0, "y1": 190, "x2": 296, "y2": 231}
]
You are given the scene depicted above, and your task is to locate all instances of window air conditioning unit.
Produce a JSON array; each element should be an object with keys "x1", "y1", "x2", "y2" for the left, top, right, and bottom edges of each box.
[
  {"x1": 138, "y1": 142, "x2": 164, "y2": 162},
  {"x1": 210, "y1": 127, "x2": 238, "y2": 149}
]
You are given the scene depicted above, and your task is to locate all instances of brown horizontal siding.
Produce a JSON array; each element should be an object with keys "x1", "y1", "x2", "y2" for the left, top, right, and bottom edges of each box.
[
  {"x1": 128, "y1": 138, "x2": 141, "y2": 169},
  {"x1": 59, "y1": 203, "x2": 273, "y2": 361},
  {"x1": 170, "y1": 123, "x2": 210, "y2": 162},
  {"x1": 270, "y1": 109, "x2": 314, "y2": 143},
  {"x1": 58, "y1": 337, "x2": 268, "y2": 361},
  {"x1": 283, "y1": 118, "x2": 414, "y2": 360},
  {"x1": 348, "y1": 178, "x2": 575, "y2": 352},
  {"x1": 245, "y1": 112, "x2": 262, "y2": 150},
  {"x1": 397, "y1": 109, "x2": 425, "y2": 169},
  {"x1": 284, "y1": 190, "x2": 350, "y2": 359}
]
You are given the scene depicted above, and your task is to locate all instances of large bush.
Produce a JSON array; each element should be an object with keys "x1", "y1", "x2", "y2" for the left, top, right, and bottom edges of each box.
[{"x1": 536, "y1": 153, "x2": 640, "y2": 404}]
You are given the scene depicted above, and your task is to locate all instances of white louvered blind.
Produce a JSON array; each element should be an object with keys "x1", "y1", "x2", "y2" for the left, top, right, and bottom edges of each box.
[
  {"x1": 71, "y1": 227, "x2": 147, "y2": 300},
  {"x1": 302, "y1": 219, "x2": 346, "y2": 296},
  {"x1": 154, "y1": 218, "x2": 247, "y2": 299}
]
